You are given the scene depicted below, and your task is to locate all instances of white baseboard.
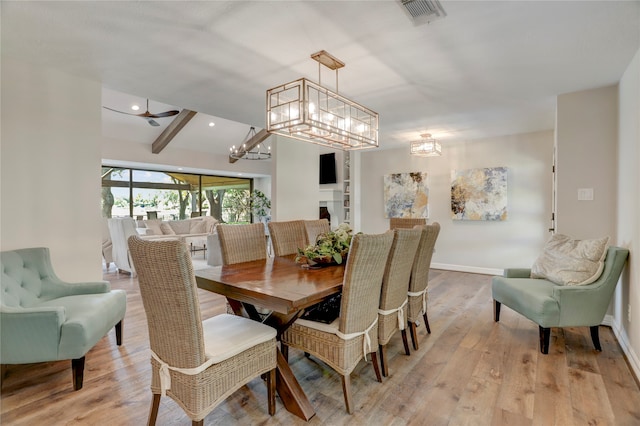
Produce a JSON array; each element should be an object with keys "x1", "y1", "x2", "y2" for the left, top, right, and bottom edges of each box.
[
  {"x1": 432, "y1": 270, "x2": 640, "y2": 382},
  {"x1": 608, "y1": 317, "x2": 640, "y2": 382},
  {"x1": 431, "y1": 262, "x2": 502, "y2": 276}
]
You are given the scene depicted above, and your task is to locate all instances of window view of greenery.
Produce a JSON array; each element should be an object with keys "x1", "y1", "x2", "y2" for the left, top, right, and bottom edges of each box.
[{"x1": 101, "y1": 167, "x2": 252, "y2": 224}]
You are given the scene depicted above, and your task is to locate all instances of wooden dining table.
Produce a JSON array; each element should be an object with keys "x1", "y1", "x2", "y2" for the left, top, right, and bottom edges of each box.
[{"x1": 194, "y1": 255, "x2": 345, "y2": 421}]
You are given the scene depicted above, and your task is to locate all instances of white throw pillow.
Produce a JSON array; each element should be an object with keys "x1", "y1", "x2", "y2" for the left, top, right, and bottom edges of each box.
[
  {"x1": 169, "y1": 220, "x2": 191, "y2": 235},
  {"x1": 160, "y1": 223, "x2": 176, "y2": 235},
  {"x1": 144, "y1": 219, "x2": 163, "y2": 235},
  {"x1": 530, "y1": 234, "x2": 609, "y2": 285},
  {"x1": 190, "y1": 219, "x2": 207, "y2": 234}
]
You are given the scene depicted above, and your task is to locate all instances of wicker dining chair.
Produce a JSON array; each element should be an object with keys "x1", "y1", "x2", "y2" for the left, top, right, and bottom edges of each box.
[
  {"x1": 303, "y1": 219, "x2": 331, "y2": 246},
  {"x1": 127, "y1": 236, "x2": 277, "y2": 426},
  {"x1": 407, "y1": 222, "x2": 441, "y2": 350},
  {"x1": 378, "y1": 228, "x2": 421, "y2": 377},
  {"x1": 389, "y1": 217, "x2": 427, "y2": 230},
  {"x1": 216, "y1": 223, "x2": 267, "y2": 265},
  {"x1": 268, "y1": 220, "x2": 307, "y2": 257},
  {"x1": 281, "y1": 231, "x2": 394, "y2": 414}
]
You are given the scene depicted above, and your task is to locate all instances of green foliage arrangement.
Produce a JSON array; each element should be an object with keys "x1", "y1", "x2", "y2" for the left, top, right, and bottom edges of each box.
[
  {"x1": 296, "y1": 223, "x2": 353, "y2": 266},
  {"x1": 250, "y1": 189, "x2": 271, "y2": 218}
]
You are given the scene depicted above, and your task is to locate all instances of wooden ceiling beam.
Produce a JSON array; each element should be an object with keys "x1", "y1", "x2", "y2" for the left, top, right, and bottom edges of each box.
[
  {"x1": 151, "y1": 109, "x2": 197, "y2": 154},
  {"x1": 228, "y1": 129, "x2": 271, "y2": 163}
]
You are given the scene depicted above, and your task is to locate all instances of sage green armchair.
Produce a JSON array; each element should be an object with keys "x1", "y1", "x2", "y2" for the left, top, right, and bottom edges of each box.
[
  {"x1": 492, "y1": 246, "x2": 629, "y2": 354},
  {"x1": 1, "y1": 247, "x2": 127, "y2": 390}
]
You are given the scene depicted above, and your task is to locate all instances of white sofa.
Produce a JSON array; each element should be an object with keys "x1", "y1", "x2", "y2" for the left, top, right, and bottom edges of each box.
[
  {"x1": 108, "y1": 216, "x2": 219, "y2": 275},
  {"x1": 137, "y1": 216, "x2": 218, "y2": 248},
  {"x1": 108, "y1": 217, "x2": 140, "y2": 276}
]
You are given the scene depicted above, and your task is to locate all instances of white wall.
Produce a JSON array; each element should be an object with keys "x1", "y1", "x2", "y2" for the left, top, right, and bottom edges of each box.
[
  {"x1": 359, "y1": 131, "x2": 554, "y2": 273},
  {"x1": 1, "y1": 58, "x2": 103, "y2": 281},
  {"x1": 270, "y1": 135, "x2": 320, "y2": 221},
  {"x1": 102, "y1": 136, "x2": 272, "y2": 177},
  {"x1": 614, "y1": 47, "x2": 640, "y2": 378},
  {"x1": 556, "y1": 85, "x2": 619, "y2": 240}
]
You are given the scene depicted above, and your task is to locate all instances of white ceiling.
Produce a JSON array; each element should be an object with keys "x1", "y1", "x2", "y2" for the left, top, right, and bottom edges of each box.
[{"x1": 3, "y1": 1, "x2": 639, "y2": 155}]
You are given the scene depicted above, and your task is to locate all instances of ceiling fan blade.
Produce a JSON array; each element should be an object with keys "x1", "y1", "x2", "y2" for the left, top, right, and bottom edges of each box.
[
  {"x1": 145, "y1": 118, "x2": 160, "y2": 127},
  {"x1": 102, "y1": 106, "x2": 139, "y2": 116},
  {"x1": 147, "y1": 110, "x2": 180, "y2": 118},
  {"x1": 104, "y1": 99, "x2": 178, "y2": 125}
]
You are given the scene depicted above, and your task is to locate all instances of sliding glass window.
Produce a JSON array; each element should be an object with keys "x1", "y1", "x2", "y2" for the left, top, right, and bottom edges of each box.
[{"x1": 101, "y1": 166, "x2": 252, "y2": 223}]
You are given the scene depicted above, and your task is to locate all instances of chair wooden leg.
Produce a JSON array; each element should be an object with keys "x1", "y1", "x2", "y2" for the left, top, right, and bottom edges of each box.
[
  {"x1": 408, "y1": 321, "x2": 419, "y2": 351},
  {"x1": 281, "y1": 342, "x2": 288, "y2": 361},
  {"x1": 147, "y1": 393, "x2": 161, "y2": 426},
  {"x1": 590, "y1": 326, "x2": 602, "y2": 351},
  {"x1": 370, "y1": 351, "x2": 383, "y2": 383},
  {"x1": 423, "y1": 311, "x2": 431, "y2": 334},
  {"x1": 401, "y1": 329, "x2": 411, "y2": 356},
  {"x1": 115, "y1": 320, "x2": 123, "y2": 346},
  {"x1": 192, "y1": 421, "x2": 203, "y2": 426},
  {"x1": 539, "y1": 326, "x2": 550, "y2": 354},
  {"x1": 379, "y1": 344, "x2": 388, "y2": 377},
  {"x1": 71, "y1": 357, "x2": 85, "y2": 390},
  {"x1": 341, "y1": 374, "x2": 353, "y2": 414},
  {"x1": 267, "y1": 368, "x2": 276, "y2": 415},
  {"x1": 494, "y1": 300, "x2": 501, "y2": 322}
]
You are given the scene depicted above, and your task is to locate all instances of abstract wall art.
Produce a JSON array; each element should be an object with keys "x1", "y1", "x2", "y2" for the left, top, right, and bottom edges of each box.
[
  {"x1": 383, "y1": 172, "x2": 429, "y2": 218},
  {"x1": 451, "y1": 167, "x2": 508, "y2": 221}
]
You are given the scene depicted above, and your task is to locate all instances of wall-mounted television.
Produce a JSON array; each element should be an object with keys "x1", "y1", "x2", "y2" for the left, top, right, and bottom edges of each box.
[{"x1": 319, "y1": 153, "x2": 337, "y2": 184}]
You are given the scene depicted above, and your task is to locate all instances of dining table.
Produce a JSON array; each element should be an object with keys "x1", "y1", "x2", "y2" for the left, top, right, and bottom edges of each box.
[{"x1": 194, "y1": 255, "x2": 345, "y2": 421}]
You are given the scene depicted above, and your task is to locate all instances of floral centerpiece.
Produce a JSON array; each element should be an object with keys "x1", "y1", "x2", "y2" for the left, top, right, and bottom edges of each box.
[{"x1": 296, "y1": 223, "x2": 353, "y2": 266}]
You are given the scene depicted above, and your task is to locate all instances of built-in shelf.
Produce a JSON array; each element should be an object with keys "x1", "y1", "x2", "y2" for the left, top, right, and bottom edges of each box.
[{"x1": 343, "y1": 152, "x2": 351, "y2": 224}]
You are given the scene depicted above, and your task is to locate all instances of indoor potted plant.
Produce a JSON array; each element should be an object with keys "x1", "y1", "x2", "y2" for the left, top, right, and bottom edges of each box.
[{"x1": 296, "y1": 223, "x2": 354, "y2": 266}]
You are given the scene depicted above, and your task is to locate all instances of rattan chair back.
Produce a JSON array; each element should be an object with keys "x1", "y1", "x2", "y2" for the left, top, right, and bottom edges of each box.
[
  {"x1": 407, "y1": 222, "x2": 441, "y2": 321},
  {"x1": 303, "y1": 219, "x2": 331, "y2": 246},
  {"x1": 128, "y1": 235, "x2": 278, "y2": 423},
  {"x1": 390, "y1": 217, "x2": 427, "y2": 230},
  {"x1": 128, "y1": 236, "x2": 206, "y2": 369},
  {"x1": 217, "y1": 223, "x2": 267, "y2": 265},
  {"x1": 379, "y1": 229, "x2": 421, "y2": 343},
  {"x1": 268, "y1": 220, "x2": 307, "y2": 257},
  {"x1": 339, "y1": 231, "x2": 395, "y2": 335}
]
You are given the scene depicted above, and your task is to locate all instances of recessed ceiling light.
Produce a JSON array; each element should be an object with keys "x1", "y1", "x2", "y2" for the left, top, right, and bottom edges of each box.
[
  {"x1": 209, "y1": 122, "x2": 215, "y2": 127},
  {"x1": 131, "y1": 104, "x2": 140, "y2": 111}
]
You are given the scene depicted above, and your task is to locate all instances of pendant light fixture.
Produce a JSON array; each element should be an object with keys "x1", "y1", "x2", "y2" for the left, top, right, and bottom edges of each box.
[
  {"x1": 229, "y1": 126, "x2": 271, "y2": 161},
  {"x1": 266, "y1": 50, "x2": 379, "y2": 150},
  {"x1": 410, "y1": 133, "x2": 442, "y2": 157}
]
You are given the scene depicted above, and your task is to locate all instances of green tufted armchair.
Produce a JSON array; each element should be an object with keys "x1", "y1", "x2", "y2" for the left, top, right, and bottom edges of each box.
[
  {"x1": 492, "y1": 246, "x2": 629, "y2": 354},
  {"x1": 1, "y1": 247, "x2": 127, "y2": 390}
]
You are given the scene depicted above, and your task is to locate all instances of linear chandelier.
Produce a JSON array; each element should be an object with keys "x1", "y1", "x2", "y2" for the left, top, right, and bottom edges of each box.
[
  {"x1": 229, "y1": 126, "x2": 271, "y2": 160},
  {"x1": 410, "y1": 133, "x2": 442, "y2": 157},
  {"x1": 266, "y1": 50, "x2": 379, "y2": 150}
]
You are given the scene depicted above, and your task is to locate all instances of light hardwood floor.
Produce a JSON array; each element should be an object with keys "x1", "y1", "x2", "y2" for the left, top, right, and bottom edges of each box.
[{"x1": 2, "y1": 265, "x2": 640, "y2": 425}]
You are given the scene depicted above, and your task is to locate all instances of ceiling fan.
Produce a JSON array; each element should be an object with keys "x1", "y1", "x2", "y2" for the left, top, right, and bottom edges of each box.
[{"x1": 103, "y1": 99, "x2": 179, "y2": 127}]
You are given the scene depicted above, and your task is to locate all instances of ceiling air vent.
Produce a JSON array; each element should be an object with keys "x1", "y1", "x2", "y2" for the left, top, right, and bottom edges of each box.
[{"x1": 399, "y1": 0, "x2": 446, "y2": 24}]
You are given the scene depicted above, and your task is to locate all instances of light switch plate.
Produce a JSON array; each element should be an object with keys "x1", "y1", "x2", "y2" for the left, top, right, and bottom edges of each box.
[{"x1": 578, "y1": 188, "x2": 594, "y2": 201}]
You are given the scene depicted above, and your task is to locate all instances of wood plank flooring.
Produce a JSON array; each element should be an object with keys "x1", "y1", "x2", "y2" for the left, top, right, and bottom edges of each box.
[{"x1": 2, "y1": 265, "x2": 640, "y2": 425}]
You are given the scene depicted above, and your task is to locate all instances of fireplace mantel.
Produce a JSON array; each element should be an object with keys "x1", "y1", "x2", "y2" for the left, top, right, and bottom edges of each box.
[
  {"x1": 319, "y1": 189, "x2": 343, "y2": 229},
  {"x1": 319, "y1": 189, "x2": 343, "y2": 202}
]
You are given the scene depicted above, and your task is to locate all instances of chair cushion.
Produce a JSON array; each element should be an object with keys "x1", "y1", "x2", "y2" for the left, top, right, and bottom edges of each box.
[
  {"x1": 492, "y1": 277, "x2": 560, "y2": 327},
  {"x1": 38, "y1": 289, "x2": 127, "y2": 359},
  {"x1": 294, "y1": 317, "x2": 340, "y2": 334},
  {"x1": 530, "y1": 234, "x2": 609, "y2": 285},
  {"x1": 202, "y1": 314, "x2": 276, "y2": 364}
]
